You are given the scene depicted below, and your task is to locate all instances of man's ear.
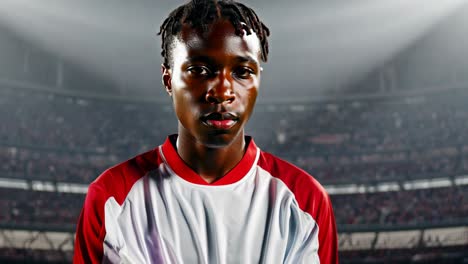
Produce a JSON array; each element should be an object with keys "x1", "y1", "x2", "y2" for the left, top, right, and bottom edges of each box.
[{"x1": 161, "y1": 63, "x2": 172, "y2": 96}]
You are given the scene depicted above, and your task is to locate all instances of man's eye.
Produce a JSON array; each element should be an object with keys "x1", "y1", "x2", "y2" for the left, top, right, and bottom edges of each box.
[
  {"x1": 234, "y1": 67, "x2": 255, "y2": 79},
  {"x1": 187, "y1": 66, "x2": 211, "y2": 76}
]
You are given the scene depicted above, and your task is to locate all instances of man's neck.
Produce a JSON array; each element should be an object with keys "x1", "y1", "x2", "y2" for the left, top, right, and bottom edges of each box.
[{"x1": 175, "y1": 132, "x2": 246, "y2": 184}]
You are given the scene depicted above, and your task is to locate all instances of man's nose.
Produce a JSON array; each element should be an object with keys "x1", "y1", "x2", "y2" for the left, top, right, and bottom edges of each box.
[{"x1": 205, "y1": 69, "x2": 235, "y2": 104}]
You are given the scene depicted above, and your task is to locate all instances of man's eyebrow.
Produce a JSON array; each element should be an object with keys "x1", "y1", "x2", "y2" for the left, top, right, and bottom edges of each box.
[{"x1": 234, "y1": 55, "x2": 260, "y2": 66}]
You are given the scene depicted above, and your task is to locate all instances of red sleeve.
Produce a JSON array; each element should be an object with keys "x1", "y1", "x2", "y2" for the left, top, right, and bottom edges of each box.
[
  {"x1": 73, "y1": 150, "x2": 161, "y2": 263},
  {"x1": 73, "y1": 182, "x2": 107, "y2": 263},
  {"x1": 288, "y1": 175, "x2": 339, "y2": 264},
  {"x1": 315, "y1": 191, "x2": 339, "y2": 264},
  {"x1": 258, "y1": 151, "x2": 339, "y2": 264}
]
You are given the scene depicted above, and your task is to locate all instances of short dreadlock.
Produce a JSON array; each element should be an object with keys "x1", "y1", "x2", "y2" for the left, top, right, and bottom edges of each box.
[{"x1": 158, "y1": 0, "x2": 270, "y2": 68}]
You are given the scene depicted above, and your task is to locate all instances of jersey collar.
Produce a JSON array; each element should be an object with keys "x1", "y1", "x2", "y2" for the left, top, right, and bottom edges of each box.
[{"x1": 161, "y1": 134, "x2": 258, "y2": 186}]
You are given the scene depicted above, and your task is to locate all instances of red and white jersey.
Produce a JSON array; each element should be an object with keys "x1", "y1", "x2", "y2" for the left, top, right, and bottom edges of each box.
[{"x1": 74, "y1": 135, "x2": 338, "y2": 263}]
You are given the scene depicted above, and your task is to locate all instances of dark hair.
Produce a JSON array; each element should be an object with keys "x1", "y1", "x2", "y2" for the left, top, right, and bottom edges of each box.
[{"x1": 158, "y1": 0, "x2": 270, "y2": 67}]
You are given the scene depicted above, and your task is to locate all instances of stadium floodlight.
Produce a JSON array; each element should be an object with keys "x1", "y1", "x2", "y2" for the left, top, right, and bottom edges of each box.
[{"x1": 0, "y1": 0, "x2": 466, "y2": 97}]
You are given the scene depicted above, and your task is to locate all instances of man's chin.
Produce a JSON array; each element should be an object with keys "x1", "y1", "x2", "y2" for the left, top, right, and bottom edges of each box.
[
  {"x1": 201, "y1": 135, "x2": 234, "y2": 149},
  {"x1": 199, "y1": 131, "x2": 241, "y2": 149}
]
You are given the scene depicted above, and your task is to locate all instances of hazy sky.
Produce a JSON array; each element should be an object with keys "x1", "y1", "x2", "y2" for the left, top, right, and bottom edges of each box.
[{"x1": 0, "y1": 0, "x2": 467, "y2": 100}]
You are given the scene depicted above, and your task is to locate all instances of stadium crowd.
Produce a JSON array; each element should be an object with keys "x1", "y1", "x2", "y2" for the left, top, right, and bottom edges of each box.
[
  {"x1": 0, "y1": 188, "x2": 82, "y2": 227},
  {"x1": 1, "y1": 86, "x2": 468, "y2": 229},
  {"x1": 3, "y1": 86, "x2": 468, "y2": 156},
  {"x1": 333, "y1": 185, "x2": 468, "y2": 226},
  {"x1": 2, "y1": 86, "x2": 468, "y2": 184}
]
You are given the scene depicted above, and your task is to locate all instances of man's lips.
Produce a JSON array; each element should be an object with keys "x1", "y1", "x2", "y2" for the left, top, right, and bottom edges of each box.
[
  {"x1": 201, "y1": 112, "x2": 238, "y2": 130},
  {"x1": 205, "y1": 119, "x2": 237, "y2": 129}
]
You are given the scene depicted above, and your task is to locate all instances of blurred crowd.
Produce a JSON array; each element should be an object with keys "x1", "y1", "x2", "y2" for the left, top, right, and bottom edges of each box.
[
  {"x1": 2, "y1": 87, "x2": 468, "y2": 184},
  {"x1": 333, "y1": 185, "x2": 468, "y2": 226},
  {"x1": 1, "y1": 86, "x2": 468, "y2": 229},
  {"x1": 0, "y1": 188, "x2": 82, "y2": 227},
  {"x1": 340, "y1": 246, "x2": 468, "y2": 264},
  {"x1": 1, "y1": 146, "x2": 111, "y2": 183},
  {"x1": 3, "y1": 87, "x2": 467, "y2": 157}
]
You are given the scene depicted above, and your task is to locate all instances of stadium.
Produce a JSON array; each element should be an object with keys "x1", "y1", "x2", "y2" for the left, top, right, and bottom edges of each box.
[{"x1": 1, "y1": 0, "x2": 468, "y2": 263}]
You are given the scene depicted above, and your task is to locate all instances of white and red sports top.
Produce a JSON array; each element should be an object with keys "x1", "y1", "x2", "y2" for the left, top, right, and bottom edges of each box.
[{"x1": 74, "y1": 135, "x2": 338, "y2": 263}]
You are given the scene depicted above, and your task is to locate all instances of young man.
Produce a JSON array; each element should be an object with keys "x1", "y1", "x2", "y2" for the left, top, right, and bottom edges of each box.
[{"x1": 74, "y1": 0, "x2": 338, "y2": 263}]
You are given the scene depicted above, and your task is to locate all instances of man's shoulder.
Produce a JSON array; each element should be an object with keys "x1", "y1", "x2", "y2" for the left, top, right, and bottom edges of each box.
[
  {"x1": 257, "y1": 150, "x2": 330, "y2": 214},
  {"x1": 88, "y1": 147, "x2": 162, "y2": 205},
  {"x1": 258, "y1": 151, "x2": 326, "y2": 192}
]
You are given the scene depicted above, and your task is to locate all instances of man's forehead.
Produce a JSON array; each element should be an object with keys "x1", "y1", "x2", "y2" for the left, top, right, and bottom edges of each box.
[{"x1": 174, "y1": 21, "x2": 262, "y2": 62}]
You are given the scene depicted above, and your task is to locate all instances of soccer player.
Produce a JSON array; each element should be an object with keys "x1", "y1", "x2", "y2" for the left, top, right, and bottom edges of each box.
[{"x1": 73, "y1": 0, "x2": 338, "y2": 263}]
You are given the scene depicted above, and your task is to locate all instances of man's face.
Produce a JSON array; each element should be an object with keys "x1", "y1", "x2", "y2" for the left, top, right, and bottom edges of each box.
[{"x1": 162, "y1": 20, "x2": 262, "y2": 148}]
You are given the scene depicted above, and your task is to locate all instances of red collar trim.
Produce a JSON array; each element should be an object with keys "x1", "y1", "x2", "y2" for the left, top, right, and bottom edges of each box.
[{"x1": 161, "y1": 134, "x2": 258, "y2": 186}]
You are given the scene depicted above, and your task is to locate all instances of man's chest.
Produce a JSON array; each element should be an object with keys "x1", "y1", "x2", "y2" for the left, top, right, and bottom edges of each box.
[{"x1": 102, "y1": 169, "x2": 319, "y2": 263}]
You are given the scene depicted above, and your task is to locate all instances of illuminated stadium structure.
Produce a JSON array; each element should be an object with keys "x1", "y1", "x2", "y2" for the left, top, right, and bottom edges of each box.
[{"x1": 1, "y1": 2, "x2": 468, "y2": 263}]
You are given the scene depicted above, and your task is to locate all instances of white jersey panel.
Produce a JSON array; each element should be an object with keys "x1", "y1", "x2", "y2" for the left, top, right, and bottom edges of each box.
[{"x1": 102, "y1": 151, "x2": 319, "y2": 264}]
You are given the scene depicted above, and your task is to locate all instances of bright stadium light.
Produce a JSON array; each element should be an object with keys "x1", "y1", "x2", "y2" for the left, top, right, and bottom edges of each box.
[
  {"x1": 260, "y1": 0, "x2": 468, "y2": 98},
  {"x1": 0, "y1": 0, "x2": 467, "y2": 98}
]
